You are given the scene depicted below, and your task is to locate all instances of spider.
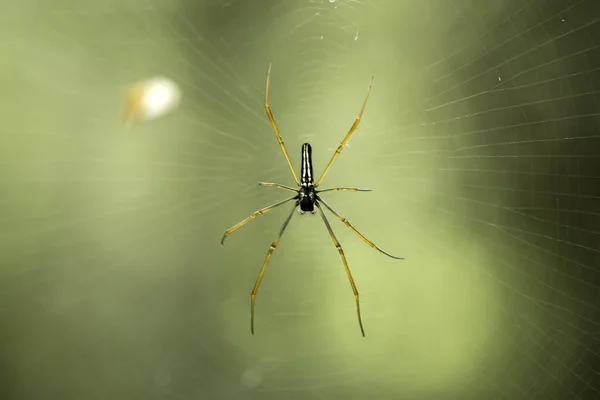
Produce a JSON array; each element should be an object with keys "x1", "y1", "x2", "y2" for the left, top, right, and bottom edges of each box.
[{"x1": 221, "y1": 65, "x2": 404, "y2": 337}]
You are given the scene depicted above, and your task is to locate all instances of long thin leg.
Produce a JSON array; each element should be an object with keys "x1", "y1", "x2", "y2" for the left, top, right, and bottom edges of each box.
[
  {"x1": 318, "y1": 197, "x2": 404, "y2": 260},
  {"x1": 315, "y1": 75, "x2": 374, "y2": 187},
  {"x1": 251, "y1": 202, "x2": 298, "y2": 334},
  {"x1": 265, "y1": 64, "x2": 300, "y2": 186},
  {"x1": 317, "y1": 187, "x2": 372, "y2": 193},
  {"x1": 315, "y1": 202, "x2": 366, "y2": 337},
  {"x1": 259, "y1": 182, "x2": 298, "y2": 193},
  {"x1": 221, "y1": 196, "x2": 297, "y2": 245}
]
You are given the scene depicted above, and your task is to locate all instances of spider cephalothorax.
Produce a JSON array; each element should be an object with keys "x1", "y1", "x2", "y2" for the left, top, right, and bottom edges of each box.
[
  {"x1": 221, "y1": 64, "x2": 404, "y2": 337},
  {"x1": 298, "y1": 185, "x2": 316, "y2": 214}
]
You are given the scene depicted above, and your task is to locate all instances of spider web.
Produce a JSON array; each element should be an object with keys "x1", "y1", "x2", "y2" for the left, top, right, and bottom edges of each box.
[{"x1": 1, "y1": 0, "x2": 599, "y2": 399}]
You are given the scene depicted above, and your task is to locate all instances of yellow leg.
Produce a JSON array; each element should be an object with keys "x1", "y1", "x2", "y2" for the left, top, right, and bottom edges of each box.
[
  {"x1": 316, "y1": 75, "x2": 374, "y2": 187},
  {"x1": 259, "y1": 182, "x2": 298, "y2": 192},
  {"x1": 265, "y1": 64, "x2": 300, "y2": 186},
  {"x1": 318, "y1": 197, "x2": 404, "y2": 260},
  {"x1": 317, "y1": 187, "x2": 371, "y2": 193},
  {"x1": 250, "y1": 202, "x2": 297, "y2": 334},
  {"x1": 316, "y1": 203, "x2": 365, "y2": 337},
  {"x1": 221, "y1": 196, "x2": 296, "y2": 245}
]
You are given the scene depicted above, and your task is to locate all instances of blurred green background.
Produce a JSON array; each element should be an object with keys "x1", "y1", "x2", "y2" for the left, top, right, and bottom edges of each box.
[{"x1": 1, "y1": 0, "x2": 600, "y2": 399}]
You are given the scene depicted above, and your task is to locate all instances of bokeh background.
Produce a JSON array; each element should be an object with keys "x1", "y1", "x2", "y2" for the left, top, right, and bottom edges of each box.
[{"x1": 1, "y1": 0, "x2": 599, "y2": 399}]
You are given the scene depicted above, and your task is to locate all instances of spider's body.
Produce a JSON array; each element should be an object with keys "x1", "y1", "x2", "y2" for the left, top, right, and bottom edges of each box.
[
  {"x1": 299, "y1": 143, "x2": 316, "y2": 213},
  {"x1": 221, "y1": 65, "x2": 404, "y2": 337}
]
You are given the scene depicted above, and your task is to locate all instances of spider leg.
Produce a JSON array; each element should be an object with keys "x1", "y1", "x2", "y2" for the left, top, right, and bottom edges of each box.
[
  {"x1": 315, "y1": 202, "x2": 366, "y2": 337},
  {"x1": 318, "y1": 197, "x2": 404, "y2": 260},
  {"x1": 265, "y1": 64, "x2": 300, "y2": 186},
  {"x1": 317, "y1": 187, "x2": 372, "y2": 193},
  {"x1": 315, "y1": 75, "x2": 374, "y2": 187},
  {"x1": 251, "y1": 201, "x2": 298, "y2": 334},
  {"x1": 221, "y1": 196, "x2": 297, "y2": 245},
  {"x1": 259, "y1": 182, "x2": 298, "y2": 192}
]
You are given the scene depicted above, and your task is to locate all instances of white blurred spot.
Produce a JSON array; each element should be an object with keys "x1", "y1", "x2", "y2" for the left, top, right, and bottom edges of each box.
[
  {"x1": 241, "y1": 366, "x2": 263, "y2": 389},
  {"x1": 123, "y1": 76, "x2": 181, "y2": 126}
]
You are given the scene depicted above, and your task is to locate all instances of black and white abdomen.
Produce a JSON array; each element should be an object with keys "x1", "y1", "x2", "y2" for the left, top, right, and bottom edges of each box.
[
  {"x1": 299, "y1": 143, "x2": 317, "y2": 213},
  {"x1": 300, "y1": 143, "x2": 314, "y2": 186}
]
